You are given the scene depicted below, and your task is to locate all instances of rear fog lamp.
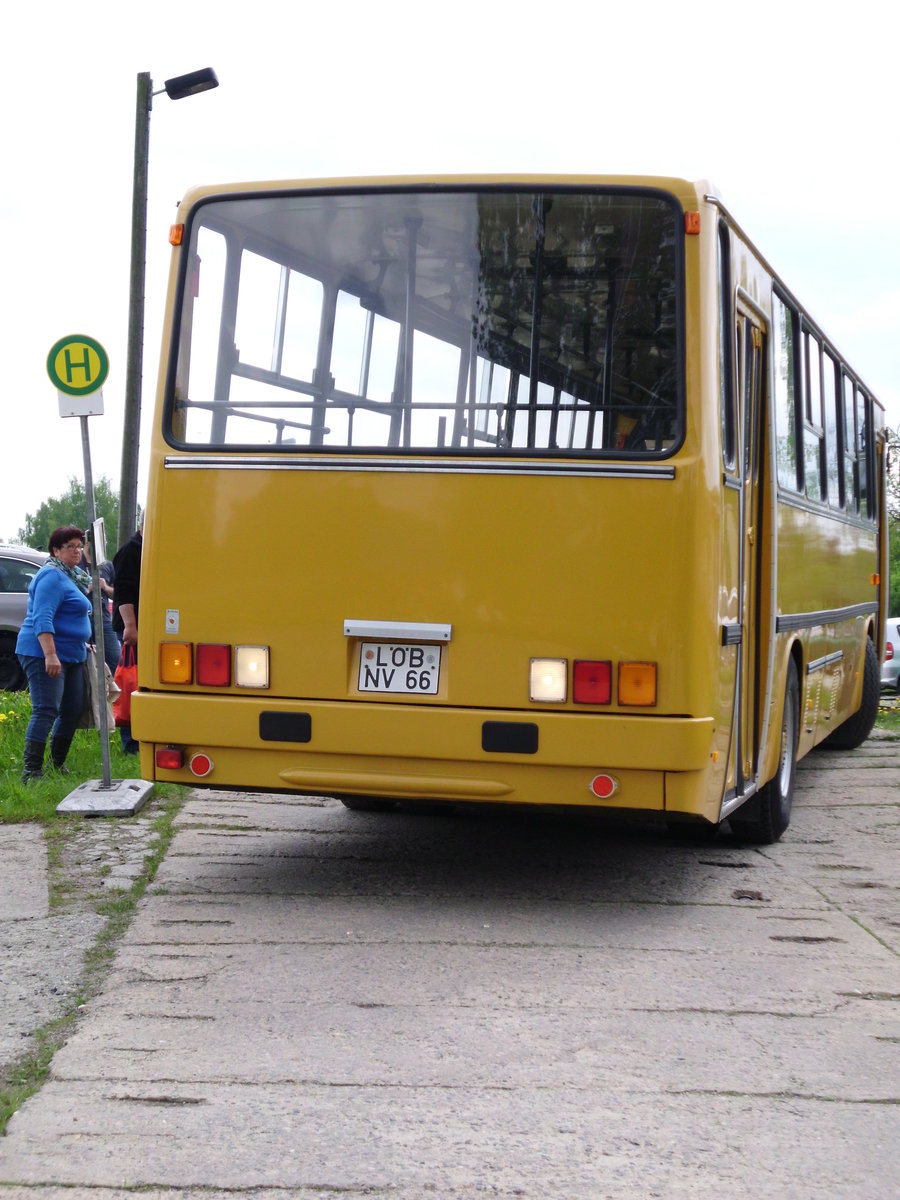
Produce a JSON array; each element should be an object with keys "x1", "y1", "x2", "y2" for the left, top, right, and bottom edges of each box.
[
  {"x1": 235, "y1": 645, "x2": 270, "y2": 688},
  {"x1": 156, "y1": 746, "x2": 184, "y2": 770},
  {"x1": 618, "y1": 661, "x2": 657, "y2": 706},
  {"x1": 530, "y1": 658, "x2": 567, "y2": 703},
  {"x1": 573, "y1": 660, "x2": 612, "y2": 704},
  {"x1": 197, "y1": 643, "x2": 231, "y2": 686},
  {"x1": 159, "y1": 641, "x2": 193, "y2": 684}
]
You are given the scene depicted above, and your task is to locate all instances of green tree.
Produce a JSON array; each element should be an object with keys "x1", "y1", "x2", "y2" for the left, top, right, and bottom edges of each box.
[{"x1": 18, "y1": 476, "x2": 121, "y2": 558}]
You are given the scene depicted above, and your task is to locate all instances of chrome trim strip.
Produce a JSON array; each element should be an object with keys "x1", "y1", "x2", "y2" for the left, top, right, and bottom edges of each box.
[
  {"x1": 776, "y1": 603, "x2": 877, "y2": 633},
  {"x1": 344, "y1": 619, "x2": 452, "y2": 643},
  {"x1": 807, "y1": 651, "x2": 844, "y2": 675},
  {"x1": 164, "y1": 454, "x2": 676, "y2": 481}
]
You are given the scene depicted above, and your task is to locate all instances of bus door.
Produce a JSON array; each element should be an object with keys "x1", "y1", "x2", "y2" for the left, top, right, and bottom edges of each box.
[{"x1": 735, "y1": 302, "x2": 766, "y2": 791}]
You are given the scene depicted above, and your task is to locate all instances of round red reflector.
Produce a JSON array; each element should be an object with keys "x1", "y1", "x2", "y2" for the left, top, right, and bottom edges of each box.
[
  {"x1": 590, "y1": 774, "x2": 618, "y2": 799},
  {"x1": 189, "y1": 753, "x2": 214, "y2": 778}
]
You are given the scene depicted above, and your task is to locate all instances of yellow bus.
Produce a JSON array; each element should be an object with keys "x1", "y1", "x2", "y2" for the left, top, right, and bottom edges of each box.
[{"x1": 133, "y1": 176, "x2": 888, "y2": 843}]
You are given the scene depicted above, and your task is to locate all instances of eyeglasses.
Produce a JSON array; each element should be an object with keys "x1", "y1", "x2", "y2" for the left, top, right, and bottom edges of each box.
[{"x1": 61, "y1": 542, "x2": 84, "y2": 551}]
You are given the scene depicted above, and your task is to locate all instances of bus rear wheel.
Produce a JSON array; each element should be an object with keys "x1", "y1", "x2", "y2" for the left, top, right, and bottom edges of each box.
[
  {"x1": 730, "y1": 658, "x2": 799, "y2": 845},
  {"x1": 822, "y1": 637, "x2": 879, "y2": 750},
  {"x1": 338, "y1": 796, "x2": 397, "y2": 813}
]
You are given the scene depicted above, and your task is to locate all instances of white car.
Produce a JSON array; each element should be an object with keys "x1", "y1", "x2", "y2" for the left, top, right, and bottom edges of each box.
[
  {"x1": 0, "y1": 543, "x2": 48, "y2": 690},
  {"x1": 882, "y1": 616, "x2": 900, "y2": 694}
]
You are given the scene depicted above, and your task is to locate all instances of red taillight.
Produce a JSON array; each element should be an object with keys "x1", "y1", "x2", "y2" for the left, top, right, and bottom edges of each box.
[
  {"x1": 573, "y1": 660, "x2": 612, "y2": 704},
  {"x1": 156, "y1": 746, "x2": 184, "y2": 770},
  {"x1": 886, "y1": 641, "x2": 895, "y2": 662},
  {"x1": 196, "y1": 643, "x2": 231, "y2": 686}
]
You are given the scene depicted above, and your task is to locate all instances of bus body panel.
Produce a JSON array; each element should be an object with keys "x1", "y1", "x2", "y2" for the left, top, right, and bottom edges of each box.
[
  {"x1": 139, "y1": 460, "x2": 720, "y2": 716},
  {"x1": 134, "y1": 175, "x2": 886, "y2": 830}
]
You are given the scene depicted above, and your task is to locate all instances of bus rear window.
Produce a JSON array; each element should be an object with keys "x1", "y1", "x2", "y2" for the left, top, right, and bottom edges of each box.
[{"x1": 167, "y1": 188, "x2": 683, "y2": 458}]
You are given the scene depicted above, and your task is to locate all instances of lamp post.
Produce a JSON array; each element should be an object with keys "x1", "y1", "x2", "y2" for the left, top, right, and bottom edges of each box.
[{"x1": 117, "y1": 67, "x2": 218, "y2": 549}]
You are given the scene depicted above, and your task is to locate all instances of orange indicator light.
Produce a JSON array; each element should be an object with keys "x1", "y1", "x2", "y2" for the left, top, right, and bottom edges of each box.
[
  {"x1": 159, "y1": 641, "x2": 193, "y2": 684},
  {"x1": 684, "y1": 211, "x2": 700, "y2": 235},
  {"x1": 618, "y1": 661, "x2": 657, "y2": 706},
  {"x1": 169, "y1": 223, "x2": 184, "y2": 246}
]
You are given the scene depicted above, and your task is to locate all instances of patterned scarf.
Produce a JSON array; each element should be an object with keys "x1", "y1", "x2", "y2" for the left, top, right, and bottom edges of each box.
[{"x1": 44, "y1": 556, "x2": 92, "y2": 596}]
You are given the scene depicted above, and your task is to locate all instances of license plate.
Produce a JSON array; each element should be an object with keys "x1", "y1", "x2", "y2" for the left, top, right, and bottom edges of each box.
[{"x1": 358, "y1": 642, "x2": 441, "y2": 694}]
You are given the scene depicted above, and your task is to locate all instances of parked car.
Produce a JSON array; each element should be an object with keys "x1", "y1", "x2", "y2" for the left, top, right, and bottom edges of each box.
[
  {"x1": 0, "y1": 543, "x2": 48, "y2": 690},
  {"x1": 882, "y1": 616, "x2": 900, "y2": 694}
]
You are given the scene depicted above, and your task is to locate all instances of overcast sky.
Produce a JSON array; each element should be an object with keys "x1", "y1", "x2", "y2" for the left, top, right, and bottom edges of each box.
[{"x1": 2, "y1": 0, "x2": 897, "y2": 541}]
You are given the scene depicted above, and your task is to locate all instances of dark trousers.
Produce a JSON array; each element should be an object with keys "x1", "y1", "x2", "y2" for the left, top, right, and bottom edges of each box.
[{"x1": 17, "y1": 654, "x2": 85, "y2": 744}]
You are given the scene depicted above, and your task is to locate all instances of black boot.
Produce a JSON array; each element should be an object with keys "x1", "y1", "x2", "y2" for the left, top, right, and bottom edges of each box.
[
  {"x1": 22, "y1": 739, "x2": 46, "y2": 782},
  {"x1": 50, "y1": 734, "x2": 74, "y2": 774}
]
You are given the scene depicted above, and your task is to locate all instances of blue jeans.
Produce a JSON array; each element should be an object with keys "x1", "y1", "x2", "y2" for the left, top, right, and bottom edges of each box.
[
  {"x1": 17, "y1": 654, "x2": 85, "y2": 744},
  {"x1": 99, "y1": 619, "x2": 121, "y2": 679}
]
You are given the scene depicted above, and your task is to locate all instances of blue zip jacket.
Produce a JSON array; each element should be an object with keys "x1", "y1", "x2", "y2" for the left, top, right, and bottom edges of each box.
[{"x1": 15, "y1": 563, "x2": 92, "y2": 663}]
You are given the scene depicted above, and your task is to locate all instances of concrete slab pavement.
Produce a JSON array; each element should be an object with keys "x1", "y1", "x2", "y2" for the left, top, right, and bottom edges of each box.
[{"x1": 1, "y1": 735, "x2": 898, "y2": 1198}]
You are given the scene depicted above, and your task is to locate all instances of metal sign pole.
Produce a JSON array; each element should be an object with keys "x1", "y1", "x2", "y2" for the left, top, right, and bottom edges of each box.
[
  {"x1": 80, "y1": 416, "x2": 112, "y2": 790},
  {"x1": 49, "y1": 332, "x2": 153, "y2": 816}
]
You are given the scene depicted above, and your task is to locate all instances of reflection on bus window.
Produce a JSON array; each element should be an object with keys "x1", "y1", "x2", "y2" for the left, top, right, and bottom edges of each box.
[
  {"x1": 167, "y1": 188, "x2": 683, "y2": 459},
  {"x1": 772, "y1": 293, "x2": 798, "y2": 491}
]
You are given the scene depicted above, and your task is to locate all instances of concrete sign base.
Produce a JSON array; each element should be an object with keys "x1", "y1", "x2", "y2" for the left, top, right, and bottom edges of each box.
[{"x1": 57, "y1": 778, "x2": 154, "y2": 817}]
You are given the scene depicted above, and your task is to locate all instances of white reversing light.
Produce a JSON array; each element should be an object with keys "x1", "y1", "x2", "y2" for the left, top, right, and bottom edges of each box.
[
  {"x1": 235, "y1": 645, "x2": 270, "y2": 688},
  {"x1": 530, "y1": 658, "x2": 567, "y2": 703}
]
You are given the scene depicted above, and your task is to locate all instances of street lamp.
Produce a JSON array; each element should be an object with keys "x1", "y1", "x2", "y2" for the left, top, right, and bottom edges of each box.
[{"x1": 117, "y1": 67, "x2": 218, "y2": 549}]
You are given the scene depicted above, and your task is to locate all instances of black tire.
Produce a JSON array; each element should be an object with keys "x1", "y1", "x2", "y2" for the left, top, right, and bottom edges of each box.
[
  {"x1": 338, "y1": 796, "x2": 397, "y2": 812},
  {"x1": 665, "y1": 814, "x2": 721, "y2": 842},
  {"x1": 0, "y1": 639, "x2": 25, "y2": 691},
  {"x1": 823, "y1": 637, "x2": 879, "y2": 750},
  {"x1": 730, "y1": 657, "x2": 799, "y2": 845}
]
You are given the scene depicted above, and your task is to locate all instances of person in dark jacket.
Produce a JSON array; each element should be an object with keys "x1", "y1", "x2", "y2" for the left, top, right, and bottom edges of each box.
[
  {"x1": 81, "y1": 540, "x2": 121, "y2": 677},
  {"x1": 112, "y1": 517, "x2": 143, "y2": 754},
  {"x1": 15, "y1": 526, "x2": 92, "y2": 780}
]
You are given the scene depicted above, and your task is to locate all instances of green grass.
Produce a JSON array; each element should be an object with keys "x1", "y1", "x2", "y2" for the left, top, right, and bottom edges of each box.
[
  {"x1": 0, "y1": 688, "x2": 146, "y2": 823},
  {"x1": 876, "y1": 701, "x2": 900, "y2": 734}
]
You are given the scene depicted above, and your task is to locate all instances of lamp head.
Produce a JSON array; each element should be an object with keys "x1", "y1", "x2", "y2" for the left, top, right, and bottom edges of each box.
[{"x1": 163, "y1": 67, "x2": 219, "y2": 100}]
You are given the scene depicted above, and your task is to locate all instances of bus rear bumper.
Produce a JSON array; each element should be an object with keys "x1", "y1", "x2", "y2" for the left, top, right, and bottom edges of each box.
[{"x1": 133, "y1": 692, "x2": 716, "y2": 812}]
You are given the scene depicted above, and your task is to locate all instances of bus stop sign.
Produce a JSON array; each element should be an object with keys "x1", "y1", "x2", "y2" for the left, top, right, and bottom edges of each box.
[{"x1": 48, "y1": 334, "x2": 109, "y2": 417}]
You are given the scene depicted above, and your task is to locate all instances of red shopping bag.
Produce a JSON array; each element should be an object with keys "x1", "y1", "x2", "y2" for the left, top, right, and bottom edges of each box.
[{"x1": 112, "y1": 645, "x2": 138, "y2": 726}]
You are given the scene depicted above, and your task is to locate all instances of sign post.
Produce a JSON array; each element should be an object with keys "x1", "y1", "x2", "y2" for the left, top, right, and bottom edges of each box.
[{"x1": 47, "y1": 335, "x2": 152, "y2": 816}]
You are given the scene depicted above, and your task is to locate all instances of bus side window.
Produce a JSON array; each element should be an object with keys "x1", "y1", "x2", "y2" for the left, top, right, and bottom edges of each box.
[
  {"x1": 772, "y1": 292, "x2": 799, "y2": 492},
  {"x1": 823, "y1": 350, "x2": 841, "y2": 507},
  {"x1": 857, "y1": 388, "x2": 871, "y2": 519},
  {"x1": 802, "y1": 327, "x2": 824, "y2": 503},
  {"x1": 842, "y1": 373, "x2": 859, "y2": 513}
]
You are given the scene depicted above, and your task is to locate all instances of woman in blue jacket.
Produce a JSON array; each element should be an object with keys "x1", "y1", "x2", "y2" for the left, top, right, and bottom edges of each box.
[{"x1": 15, "y1": 526, "x2": 92, "y2": 781}]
